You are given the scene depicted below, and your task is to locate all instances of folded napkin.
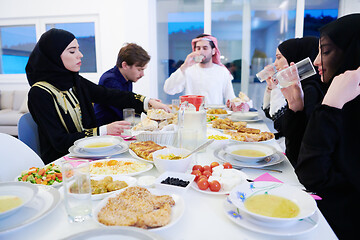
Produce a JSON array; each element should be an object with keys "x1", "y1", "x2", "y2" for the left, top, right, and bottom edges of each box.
[
  {"x1": 253, "y1": 172, "x2": 322, "y2": 200},
  {"x1": 62, "y1": 156, "x2": 95, "y2": 166}
]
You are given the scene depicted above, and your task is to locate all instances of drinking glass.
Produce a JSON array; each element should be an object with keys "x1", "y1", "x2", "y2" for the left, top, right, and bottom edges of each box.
[
  {"x1": 62, "y1": 160, "x2": 92, "y2": 223},
  {"x1": 171, "y1": 99, "x2": 180, "y2": 113},
  {"x1": 256, "y1": 63, "x2": 276, "y2": 82},
  {"x1": 123, "y1": 108, "x2": 135, "y2": 127},
  {"x1": 275, "y1": 57, "x2": 316, "y2": 88}
]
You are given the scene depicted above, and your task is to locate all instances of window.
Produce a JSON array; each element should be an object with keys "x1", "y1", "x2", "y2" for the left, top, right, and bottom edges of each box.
[
  {"x1": 304, "y1": 1, "x2": 339, "y2": 38},
  {"x1": 0, "y1": 25, "x2": 36, "y2": 74},
  {"x1": 157, "y1": 0, "x2": 204, "y2": 104},
  {"x1": 46, "y1": 22, "x2": 97, "y2": 73}
]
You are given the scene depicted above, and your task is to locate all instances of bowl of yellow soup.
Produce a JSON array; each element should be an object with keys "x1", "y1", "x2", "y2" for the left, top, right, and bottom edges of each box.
[
  {"x1": 0, "y1": 182, "x2": 38, "y2": 219},
  {"x1": 223, "y1": 143, "x2": 276, "y2": 163},
  {"x1": 75, "y1": 136, "x2": 121, "y2": 153},
  {"x1": 228, "y1": 181, "x2": 317, "y2": 226}
]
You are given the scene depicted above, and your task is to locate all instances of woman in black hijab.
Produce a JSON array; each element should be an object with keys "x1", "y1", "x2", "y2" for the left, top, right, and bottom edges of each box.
[
  {"x1": 26, "y1": 29, "x2": 169, "y2": 163},
  {"x1": 263, "y1": 37, "x2": 325, "y2": 166},
  {"x1": 282, "y1": 13, "x2": 360, "y2": 239}
]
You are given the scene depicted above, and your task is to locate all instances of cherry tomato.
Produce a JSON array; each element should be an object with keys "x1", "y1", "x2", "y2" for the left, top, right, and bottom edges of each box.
[
  {"x1": 210, "y1": 162, "x2": 220, "y2": 169},
  {"x1": 202, "y1": 170, "x2": 212, "y2": 179},
  {"x1": 192, "y1": 165, "x2": 204, "y2": 172},
  {"x1": 197, "y1": 175, "x2": 208, "y2": 182},
  {"x1": 209, "y1": 180, "x2": 221, "y2": 192},
  {"x1": 223, "y1": 162, "x2": 233, "y2": 169},
  {"x1": 197, "y1": 178, "x2": 209, "y2": 190},
  {"x1": 203, "y1": 165, "x2": 212, "y2": 173},
  {"x1": 191, "y1": 170, "x2": 202, "y2": 181}
]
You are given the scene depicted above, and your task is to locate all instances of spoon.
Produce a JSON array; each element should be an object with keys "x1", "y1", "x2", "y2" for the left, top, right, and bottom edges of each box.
[{"x1": 183, "y1": 139, "x2": 215, "y2": 159}]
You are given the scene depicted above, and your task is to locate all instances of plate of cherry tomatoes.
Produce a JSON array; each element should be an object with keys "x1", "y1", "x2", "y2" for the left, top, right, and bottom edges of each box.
[{"x1": 190, "y1": 162, "x2": 248, "y2": 195}]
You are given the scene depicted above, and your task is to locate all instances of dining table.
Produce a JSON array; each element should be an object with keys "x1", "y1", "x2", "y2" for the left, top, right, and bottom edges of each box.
[{"x1": 1, "y1": 120, "x2": 338, "y2": 240}]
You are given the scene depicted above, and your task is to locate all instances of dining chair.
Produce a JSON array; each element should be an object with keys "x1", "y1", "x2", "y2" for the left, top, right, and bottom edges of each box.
[
  {"x1": 0, "y1": 132, "x2": 44, "y2": 182},
  {"x1": 18, "y1": 112, "x2": 41, "y2": 156}
]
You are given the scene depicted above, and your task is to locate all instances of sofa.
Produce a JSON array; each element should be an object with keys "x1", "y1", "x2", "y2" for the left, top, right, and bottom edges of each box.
[{"x1": 0, "y1": 90, "x2": 29, "y2": 136}]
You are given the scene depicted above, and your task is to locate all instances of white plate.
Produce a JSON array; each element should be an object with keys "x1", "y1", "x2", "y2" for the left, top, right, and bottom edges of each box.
[
  {"x1": 0, "y1": 185, "x2": 60, "y2": 233},
  {"x1": 230, "y1": 111, "x2": 258, "y2": 120},
  {"x1": 0, "y1": 182, "x2": 38, "y2": 218},
  {"x1": 91, "y1": 175, "x2": 137, "y2": 200},
  {"x1": 228, "y1": 137, "x2": 275, "y2": 144},
  {"x1": 93, "y1": 188, "x2": 185, "y2": 231},
  {"x1": 206, "y1": 128, "x2": 230, "y2": 140},
  {"x1": 213, "y1": 147, "x2": 284, "y2": 168},
  {"x1": 68, "y1": 141, "x2": 129, "y2": 158},
  {"x1": 206, "y1": 104, "x2": 226, "y2": 109},
  {"x1": 90, "y1": 158, "x2": 153, "y2": 177},
  {"x1": 62, "y1": 227, "x2": 163, "y2": 240},
  {"x1": 74, "y1": 136, "x2": 122, "y2": 153},
  {"x1": 128, "y1": 149, "x2": 154, "y2": 164},
  {"x1": 223, "y1": 143, "x2": 277, "y2": 163},
  {"x1": 190, "y1": 169, "x2": 248, "y2": 195},
  {"x1": 224, "y1": 197, "x2": 319, "y2": 236},
  {"x1": 229, "y1": 115, "x2": 262, "y2": 123}
]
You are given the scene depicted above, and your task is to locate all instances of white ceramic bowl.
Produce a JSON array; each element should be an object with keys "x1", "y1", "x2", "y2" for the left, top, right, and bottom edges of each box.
[
  {"x1": 90, "y1": 175, "x2": 137, "y2": 200},
  {"x1": 223, "y1": 143, "x2": 276, "y2": 163},
  {"x1": 74, "y1": 136, "x2": 121, "y2": 153},
  {"x1": 228, "y1": 181, "x2": 317, "y2": 226},
  {"x1": 0, "y1": 182, "x2": 38, "y2": 218},
  {"x1": 154, "y1": 171, "x2": 195, "y2": 195},
  {"x1": 231, "y1": 111, "x2": 258, "y2": 120},
  {"x1": 152, "y1": 148, "x2": 193, "y2": 173}
]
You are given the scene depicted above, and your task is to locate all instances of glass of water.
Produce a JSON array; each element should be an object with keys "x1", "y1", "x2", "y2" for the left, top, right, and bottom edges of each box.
[{"x1": 62, "y1": 160, "x2": 92, "y2": 223}]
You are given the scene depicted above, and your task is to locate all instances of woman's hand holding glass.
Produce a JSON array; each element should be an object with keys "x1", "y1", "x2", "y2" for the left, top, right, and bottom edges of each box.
[
  {"x1": 279, "y1": 63, "x2": 305, "y2": 112},
  {"x1": 322, "y1": 67, "x2": 360, "y2": 109},
  {"x1": 106, "y1": 121, "x2": 131, "y2": 135}
]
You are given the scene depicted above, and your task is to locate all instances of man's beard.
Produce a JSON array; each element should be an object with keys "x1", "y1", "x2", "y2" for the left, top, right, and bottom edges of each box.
[{"x1": 201, "y1": 55, "x2": 212, "y2": 64}]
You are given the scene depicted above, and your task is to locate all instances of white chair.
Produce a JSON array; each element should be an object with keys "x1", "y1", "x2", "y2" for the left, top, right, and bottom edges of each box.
[
  {"x1": 0, "y1": 133, "x2": 44, "y2": 182},
  {"x1": 18, "y1": 112, "x2": 41, "y2": 156}
]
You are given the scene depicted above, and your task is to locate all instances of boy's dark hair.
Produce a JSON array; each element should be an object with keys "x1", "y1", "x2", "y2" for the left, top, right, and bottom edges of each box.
[
  {"x1": 194, "y1": 34, "x2": 215, "y2": 49},
  {"x1": 116, "y1": 43, "x2": 150, "y2": 68}
]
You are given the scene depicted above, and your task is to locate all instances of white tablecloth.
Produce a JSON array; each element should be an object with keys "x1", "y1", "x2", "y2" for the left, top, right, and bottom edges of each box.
[{"x1": 1, "y1": 121, "x2": 338, "y2": 240}]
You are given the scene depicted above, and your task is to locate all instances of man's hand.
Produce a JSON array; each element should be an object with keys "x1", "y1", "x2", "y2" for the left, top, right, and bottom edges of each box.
[
  {"x1": 149, "y1": 99, "x2": 171, "y2": 112},
  {"x1": 180, "y1": 52, "x2": 202, "y2": 73},
  {"x1": 322, "y1": 67, "x2": 360, "y2": 109},
  {"x1": 106, "y1": 121, "x2": 131, "y2": 135}
]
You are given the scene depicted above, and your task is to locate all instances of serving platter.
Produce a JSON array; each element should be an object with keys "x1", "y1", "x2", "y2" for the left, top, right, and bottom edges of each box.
[
  {"x1": 89, "y1": 158, "x2": 153, "y2": 177},
  {"x1": 62, "y1": 227, "x2": 163, "y2": 240},
  {"x1": 93, "y1": 188, "x2": 185, "y2": 232}
]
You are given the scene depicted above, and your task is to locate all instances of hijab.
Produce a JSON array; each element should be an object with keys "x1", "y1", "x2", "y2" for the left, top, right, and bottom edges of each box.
[
  {"x1": 26, "y1": 28, "x2": 97, "y2": 129},
  {"x1": 320, "y1": 13, "x2": 360, "y2": 83},
  {"x1": 278, "y1": 37, "x2": 325, "y2": 92}
]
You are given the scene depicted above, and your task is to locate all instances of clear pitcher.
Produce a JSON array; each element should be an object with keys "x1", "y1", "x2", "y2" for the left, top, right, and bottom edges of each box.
[{"x1": 178, "y1": 95, "x2": 207, "y2": 151}]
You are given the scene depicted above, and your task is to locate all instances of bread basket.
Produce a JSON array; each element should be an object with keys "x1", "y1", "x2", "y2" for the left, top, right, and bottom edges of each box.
[{"x1": 133, "y1": 130, "x2": 178, "y2": 146}]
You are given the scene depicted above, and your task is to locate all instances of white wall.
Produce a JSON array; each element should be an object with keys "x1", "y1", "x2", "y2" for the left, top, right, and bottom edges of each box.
[
  {"x1": 0, "y1": 0, "x2": 157, "y2": 98},
  {"x1": 339, "y1": 0, "x2": 360, "y2": 16}
]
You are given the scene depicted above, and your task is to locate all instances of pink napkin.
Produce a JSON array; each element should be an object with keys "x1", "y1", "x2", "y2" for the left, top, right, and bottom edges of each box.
[
  {"x1": 253, "y1": 173, "x2": 322, "y2": 200},
  {"x1": 108, "y1": 134, "x2": 136, "y2": 141},
  {"x1": 62, "y1": 156, "x2": 95, "y2": 166}
]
